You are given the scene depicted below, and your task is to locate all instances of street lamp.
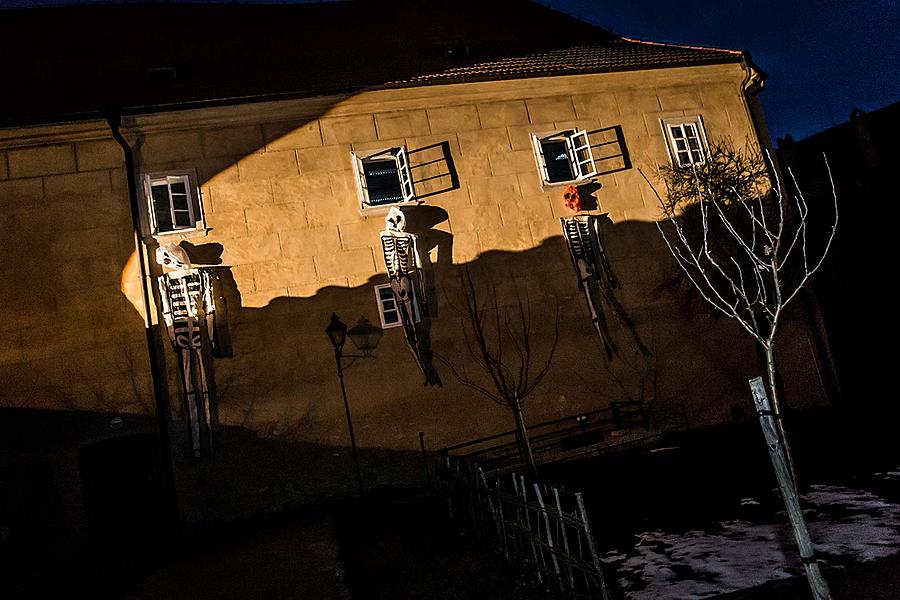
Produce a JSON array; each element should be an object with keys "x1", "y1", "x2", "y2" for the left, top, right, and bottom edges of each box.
[{"x1": 325, "y1": 313, "x2": 382, "y2": 495}]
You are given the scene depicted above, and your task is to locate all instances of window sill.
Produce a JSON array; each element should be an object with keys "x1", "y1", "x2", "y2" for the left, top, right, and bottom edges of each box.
[
  {"x1": 539, "y1": 176, "x2": 597, "y2": 192},
  {"x1": 148, "y1": 226, "x2": 211, "y2": 243},
  {"x1": 359, "y1": 199, "x2": 421, "y2": 216}
]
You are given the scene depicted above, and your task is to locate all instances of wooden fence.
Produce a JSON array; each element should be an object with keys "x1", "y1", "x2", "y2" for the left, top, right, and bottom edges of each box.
[{"x1": 438, "y1": 457, "x2": 613, "y2": 600}]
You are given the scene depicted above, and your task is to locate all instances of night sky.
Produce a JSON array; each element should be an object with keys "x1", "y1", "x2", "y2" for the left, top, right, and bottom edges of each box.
[
  {"x1": 542, "y1": 0, "x2": 900, "y2": 141},
  {"x1": 1, "y1": 0, "x2": 897, "y2": 141}
]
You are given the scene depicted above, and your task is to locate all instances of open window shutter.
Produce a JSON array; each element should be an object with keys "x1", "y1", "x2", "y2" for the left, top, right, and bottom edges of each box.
[
  {"x1": 395, "y1": 146, "x2": 415, "y2": 202},
  {"x1": 144, "y1": 176, "x2": 159, "y2": 233},
  {"x1": 351, "y1": 153, "x2": 369, "y2": 206},
  {"x1": 683, "y1": 123, "x2": 704, "y2": 164},
  {"x1": 568, "y1": 130, "x2": 597, "y2": 179},
  {"x1": 564, "y1": 133, "x2": 578, "y2": 178},
  {"x1": 531, "y1": 133, "x2": 550, "y2": 183}
]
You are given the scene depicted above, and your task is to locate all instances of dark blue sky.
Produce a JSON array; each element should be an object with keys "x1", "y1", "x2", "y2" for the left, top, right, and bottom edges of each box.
[
  {"x1": 2, "y1": 0, "x2": 897, "y2": 140},
  {"x1": 542, "y1": 0, "x2": 900, "y2": 141}
]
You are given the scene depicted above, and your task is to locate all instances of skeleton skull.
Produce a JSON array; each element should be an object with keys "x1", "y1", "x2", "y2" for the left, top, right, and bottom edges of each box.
[
  {"x1": 156, "y1": 243, "x2": 192, "y2": 270},
  {"x1": 385, "y1": 206, "x2": 407, "y2": 233}
]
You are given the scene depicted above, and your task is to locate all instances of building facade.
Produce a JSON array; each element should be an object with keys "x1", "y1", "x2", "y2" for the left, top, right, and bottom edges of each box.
[{"x1": 0, "y1": 1, "x2": 828, "y2": 541}]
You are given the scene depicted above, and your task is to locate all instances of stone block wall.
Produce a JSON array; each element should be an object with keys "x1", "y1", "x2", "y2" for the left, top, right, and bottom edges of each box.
[
  {"x1": 0, "y1": 137, "x2": 152, "y2": 416},
  {"x1": 0, "y1": 63, "x2": 828, "y2": 522}
]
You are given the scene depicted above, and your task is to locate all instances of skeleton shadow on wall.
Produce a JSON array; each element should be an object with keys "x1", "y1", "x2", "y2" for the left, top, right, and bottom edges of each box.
[
  {"x1": 588, "y1": 215, "x2": 651, "y2": 359},
  {"x1": 402, "y1": 205, "x2": 453, "y2": 318}
]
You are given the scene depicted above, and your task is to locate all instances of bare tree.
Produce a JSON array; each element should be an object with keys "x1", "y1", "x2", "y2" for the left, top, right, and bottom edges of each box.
[
  {"x1": 644, "y1": 141, "x2": 838, "y2": 600},
  {"x1": 436, "y1": 268, "x2": 559, "y2": 475},
  {"x1": 643, "y1": 141, "x2": 837, "y2": 481}
]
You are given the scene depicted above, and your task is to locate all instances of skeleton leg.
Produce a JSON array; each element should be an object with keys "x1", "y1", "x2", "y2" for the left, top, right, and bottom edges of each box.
[
  {"x1": 578, "y1": 265, "x2": 615, "y2": 361},
  {"x1": 391, "y1": 276, "x2": 430, "y2": 379},
  {"x1": 194, "y1": 347, "x2": 215, "y2": 454},
  {"x1": 179, "y1": 347, "x2": 202, "y2": 459}
]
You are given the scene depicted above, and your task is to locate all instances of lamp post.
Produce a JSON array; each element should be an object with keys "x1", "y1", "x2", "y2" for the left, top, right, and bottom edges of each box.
[{"x1": 325, "y1": 313, "x2": 382, "y2": 496}]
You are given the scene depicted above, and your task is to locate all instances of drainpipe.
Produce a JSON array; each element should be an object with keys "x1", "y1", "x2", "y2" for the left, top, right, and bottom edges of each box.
[
  {"x1": 739, "y1": 53, "x2": 773, "y2": 153},
  {"x1": 107, "y1": 111, "x2": 180, "y2": 532}
]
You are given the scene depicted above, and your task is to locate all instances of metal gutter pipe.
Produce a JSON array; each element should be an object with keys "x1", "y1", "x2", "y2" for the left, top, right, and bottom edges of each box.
[{"x1": 107, "y1": 111, "x2": 180, "y2": 532}]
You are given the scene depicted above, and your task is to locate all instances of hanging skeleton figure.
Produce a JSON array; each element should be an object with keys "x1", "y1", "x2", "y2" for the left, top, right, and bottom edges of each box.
[
  {"x1": 380, "y1": 207, "x2": 440, "y2": 386},
  {"x1": 156, "y1": 243, "x2": 218, "y2": 459},
  {"x1": 561, "y1": 215, "x2": 620, "y2": 361}
]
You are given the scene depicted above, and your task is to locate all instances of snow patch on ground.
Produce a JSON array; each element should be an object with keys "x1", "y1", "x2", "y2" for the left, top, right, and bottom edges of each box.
[{"x1": 604, "y1": 485, "x2": 900, "y2": 599}]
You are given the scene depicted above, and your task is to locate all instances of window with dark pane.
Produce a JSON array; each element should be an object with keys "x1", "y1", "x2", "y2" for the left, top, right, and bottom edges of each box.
[
  {"x1": 145, "y1": 173, "x2": 200, "y2": 234},
  {"x1": 669, "y1": 126, "x2": 691, "y2": 165},
  {"x1": 376, "y1": 285, "x2": 401, "y2": 327},
  {"x1": 168, "y1": 180, "x2": 193, "y2": 227},
  {"x1": 151, "y1": 182, "x2": 175, "y2": 232},
  {"x1": 542, "y1": 139, "x2": 574, "y2": 183},
  {"x1": 665, "y1": 119, "x2": 707, "y2": 167},
  {"x1": 683, "y1": 123, "x2": 704, "y2": 163},
  {"x1": 363, "y1": 158, "x2": 404, "y2": 206}
]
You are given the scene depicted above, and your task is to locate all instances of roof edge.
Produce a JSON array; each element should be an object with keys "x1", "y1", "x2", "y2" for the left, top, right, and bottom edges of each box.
[{"x1": 618, "y1": 36, "x2": 744, "y2": 57}]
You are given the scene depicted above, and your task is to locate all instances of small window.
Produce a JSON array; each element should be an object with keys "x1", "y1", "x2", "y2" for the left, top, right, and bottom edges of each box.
[
  {"x1": 353, "y1": 147, "x2": 415, "y2": 210},
  {"x1": 374, "y1": 283, "x2": 420, "y2": 328},
  {"x1": 143, "y1": 171, "x2": 204, "y2": 235},
  {"x1": 531, "y1": 129, "x2": 597, "y2": 185},
  {"x1": 662, "y1": 117, "x2": 708, "y2": 167}
]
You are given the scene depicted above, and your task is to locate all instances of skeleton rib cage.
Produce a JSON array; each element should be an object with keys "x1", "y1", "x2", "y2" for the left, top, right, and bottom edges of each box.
[
  {"x1": 381, "y1": 235, "x2": 415, "y2": 279},
  {"x1": 562, "y1": 217, "x2": 597, "y2": 278},
  {"x1": 159, "y1": 270, "x2": 215, "y2": 349},
  {"x1": 561, "y1": 215, "x2": 619, "y2": 360}
]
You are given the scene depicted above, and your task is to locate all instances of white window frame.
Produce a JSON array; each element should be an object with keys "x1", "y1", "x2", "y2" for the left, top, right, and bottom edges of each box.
[
  {"x1": 661, "y1": 116, "x2": 709, "y2": 167},
  {"x1": 531, "y1": 129, "x2": 598, "y2": 185},
  {"x1": 142, "y1": 170, "x2": 205, "y2": 236},
  {"x1": 374, "y1": 283, "x2": 420, "y2": 329},
  {"x1": 352, "y1": 146, "x2": 416, "y2": 211}
]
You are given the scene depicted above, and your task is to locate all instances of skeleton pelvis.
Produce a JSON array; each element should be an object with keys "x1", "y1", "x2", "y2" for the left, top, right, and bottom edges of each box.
[
  {"x1": 174, "y1": 327, "x2": 202, "y2": 349},
  {"x1": 391, "y1": 277, "x2": 413, "y2": 300}
]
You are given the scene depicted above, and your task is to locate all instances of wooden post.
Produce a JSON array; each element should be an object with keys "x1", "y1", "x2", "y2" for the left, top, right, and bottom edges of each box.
[
  {"x1": 444, "y1": 456, "x2": 453, "y2": 521},
  {"x1": 496, "y1": 479, "x2": 510, "y2": 558},
  {"x1": 418, "y1": 431, "x2": 432, "y2": 489},
  {"x1": 553, "y1": 487, "x2": 577, "y2": 593},
  {"x1": 575, "y1": 493, "x2": 612, "y2": 600},
  {"x1": 749, "y1": 377, "x2": 832, "y2": 600},
  {"x1": 534, "y1": 483, "x2": 564, "y2": 594},
  {"x1": 479, "y1": 467, "x2": 496, "y2": 541},
  {"x1": 520, "y1": 475, "x2": 542, "y2": 580}
]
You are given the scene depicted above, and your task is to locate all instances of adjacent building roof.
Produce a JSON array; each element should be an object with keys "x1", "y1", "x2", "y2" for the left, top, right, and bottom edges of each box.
[{"x1": 0, "y1": 0, "x2": 746, "y2": 127}]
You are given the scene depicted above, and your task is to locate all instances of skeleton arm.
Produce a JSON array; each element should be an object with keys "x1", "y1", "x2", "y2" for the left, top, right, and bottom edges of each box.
[
  {"x1": 409, "y1": 233, "x2": 428, "y2": 315},
  {"x1": 156, "y1": 275, "x2": 176, "y2": 343},
  {"x1": 200, "y1": 270, "x2": 219, "y2": 356}
]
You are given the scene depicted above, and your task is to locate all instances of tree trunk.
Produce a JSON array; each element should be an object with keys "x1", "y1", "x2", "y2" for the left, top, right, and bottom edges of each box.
[
  {"x1": 512, "y1": 395, "x2": 537, "y2": 478},
  {"x1": 764, "y1": 343, "x2": 799, "y2": 487}
]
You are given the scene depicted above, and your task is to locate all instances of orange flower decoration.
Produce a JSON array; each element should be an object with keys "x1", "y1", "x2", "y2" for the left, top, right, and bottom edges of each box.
[{"x1": 563, "y1": 185, "x2": 581, "y2": 212}]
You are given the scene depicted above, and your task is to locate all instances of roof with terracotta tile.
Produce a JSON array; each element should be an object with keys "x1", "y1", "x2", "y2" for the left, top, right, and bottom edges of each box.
[
  {"x1": 0, "y1": 1, "x2": 747, "y2": 127},
  {"x1": 392, "y1": 39, "x2": 743, "y2": 85}
]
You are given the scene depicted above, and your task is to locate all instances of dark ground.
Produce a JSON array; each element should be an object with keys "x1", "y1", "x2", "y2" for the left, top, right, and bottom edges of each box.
[
  {"x1": 545, "y1": 403, "x2": 900, "y2": 599},
  {"x1": 716, "y1": 553, "x2": 900, "y2": 599},
  {"x1": 3, "y1": 403, "x2": 898, "y2": 599}
]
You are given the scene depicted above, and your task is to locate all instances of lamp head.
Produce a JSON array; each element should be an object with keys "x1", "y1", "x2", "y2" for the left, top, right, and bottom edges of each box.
[{"x1": 325, "y1": 313, "x2": 348, "y2": 351}]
